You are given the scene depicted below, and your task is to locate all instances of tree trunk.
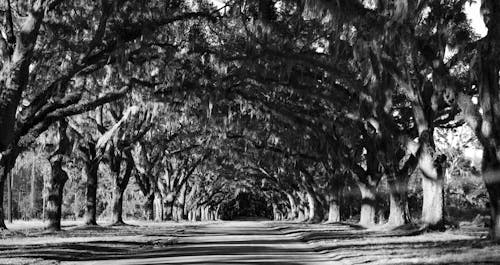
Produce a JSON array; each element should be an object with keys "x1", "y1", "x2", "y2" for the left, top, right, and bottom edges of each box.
[
  {"x1": 387, "y1": 173, "x2": 411, "y2": 226},
  {"x1": 0, "y1": 176, "x2": 6, "y2": 229},
  {"x1": 0, "y1": 7, "x2": 45, "y2": 153},
  {"x1": 286, "y1": 192, "x2": 298, "y2": 220},
  {"x1": 358, "y1": 183, "x2": 376, "y2": 227},
  {"x1": 482, "y1": 147, "x2": 500, "y2": 240},
  {"x1": 196, "y1": 207, "x2": 202, "y2": 221},
  {"x1": 327, "y1": 200, "x2": 341, "y2": 223},
  {"x1": 174, "y1": 183, "x2": 187, "y2": 221},
  {"x1": 46, "y1": 121, "x2": 71, "y2": 231},
  {"x1": 306, "y1": 189, "x2": 323, "y2": 223},
  {"x1": 215, "y1": 205, "x2": 221, "y2": 220},
  {"x1": 418, "y1": 142, "x2": 446, "y2": 229},
  {"x1": 46, "y1": 156, "x2": 69, "y2": 231},
  {"x1": 326, "y1": 186, "x2": 342, "y2": 223},
  {"x1": 83, "y1": 160, "x2": 98, "y2": 226},
  {"x1": 144, "y1": 193, "x2": 154, "y2": 221},
  {"x1": 110, "y1": 153, "x2": 133, "y2": 226},
  {"x1": 164, "y1": 201, "x2": 173, "y2": 221},
  {"x1": 30, "y1": 155, "x2": 36, "y2": 218},
  {"x1": 411, "y1": 99, "x2": 445, "y2": 229},
  {"x1": 172, "y1": 205, "x2": 181, "y2": 221},
  {"x1": 111, "y1": 185, "x2": 125, "y2": 225},
  {"x1": 7, "y1": 172, "x2": 12, "y2": 223},
  {"x1": 475, "y1": 4, "x2": 500, "y2": 240},
  {"x1": 0, "y1": 148, "x2": 18, "y2": 229},
  {"x1": 298, "y1": 207, "x2": 305, "y2": 221},
  {"x1": 272, "y1": 203, "x2": 278, "y2": 220},
  {"x1": 154, "y1": 190, "x2": 163, "y2": 221}
]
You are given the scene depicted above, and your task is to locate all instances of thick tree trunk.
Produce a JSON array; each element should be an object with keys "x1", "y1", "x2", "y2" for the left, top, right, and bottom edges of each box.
[
  {"x1": 327, "y1": 200, "x2": 341, "y2": 223},
  {"x1": 413, "y1": 101, "x2": 445, "y2": 229},
  {"x1": 476, "y1": 5, "x2": 500, "y2": 240},
  {"x1": 286, "y1": 192, "x2": 298, "y2": 220},
  {"x1": 421, "y1": 171, "x2": 444, "y2": 228},
  {"x1": 83, "y1": 161, "x2": 98, "y2": 226},
  {"x1": 358, "y1": 183, "x2": 376, "y2": 227},
  {"x1": 46, "y1": 157, "x2": 69, "y2": 231},
  {"x1": 0, "y1": 148, "x2": 19, "y2": 229},
  {"x1": 144, "y1": 193, "x2": 154, "y2": 221},
  {"x1": 195, "y1": 207, "x2": 201, "y2": 221},
  {"x1": 0, "y1": 177, "x2": 6, "y2": 229},
  {"x1": 172, "y1": 205, "x2": 181, "y2": 221},
  {"x1": 298, "y1": 207, "x2": 305, "y2": 221},
  {"x1": 202, "y1": 206, "x2": 209, "y2": 221},
  {"x1": 46, "y1": 121, "x2": 71, "y2": 231},
  {"x1": 0, "y1": 7, "x2": 45, "y2": 153},
  {"x1": 154, "y1": 191, "x2": 163, "y2": 221},
  {"x1": 387, "y1": 173, "x2": 411, "y2": 226},
  {"x1": 111, "y1": 185, "x2": 125, "y2": 225},
  {"x1": 164, "y1": 201, "x2": 173, "y2": 221},
  {"x1": 174, "y1": 184, "x2": 187, "y2": 221},
  {"x1": 482, "y1": 148, "x2": 500, "y2": 240},
  {"x1": 326, "y1": 186, "x2": 342, "y2": 223},
  {"x1": 417, "y1": 137, "x2": 446, "y2": 229},
  {"x1": 7, "y1": 172, "x2": 12, "y2": 223},
  {"x1": 306, "y1": 190, "x2": 323, "y2": 223},
  {"x1": 110, "y1": 153, "x2": 133, "y2": 226}
]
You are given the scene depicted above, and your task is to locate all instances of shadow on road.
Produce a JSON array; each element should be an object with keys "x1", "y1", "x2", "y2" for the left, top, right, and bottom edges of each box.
[
  {"x1": 1, "y1": 221, "x2": 497, "y2": 264},
  {"x1": 1, "y1": 221, "x2": 330, "y2": 265}
]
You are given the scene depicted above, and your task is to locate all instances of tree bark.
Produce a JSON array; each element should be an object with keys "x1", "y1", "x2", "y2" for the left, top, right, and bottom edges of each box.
[
  {"x1": 7, "y1": 172, "x2": 12, "y2": 223},
  {"x1": 111, "y1": 185, "x2": 125, "y2": 224},
  {"x1": 30, "y1": 154, "x2": 36, "y2": 218},
  {"x1": 306, "y1": 189, "x2": 323, "y2": 223},
  {"x1": 286, "y1": 192, "x2": 298, "y2": 220},
  {"x1": 154, "y1": 190, "x2": 163, "y2": 221},
  {"x1": 472, "y1": 0, "x2": 500, "y2": 241},
  {"x1": 46, "y1": 159, "x2": 69, "y2": 231},
  {"x1": 174, "y1": 183, "x2": 187, "y2": 221},
  {"x1": 387, "y1": 173, "x2": 411, "y2": 226},
  {"x1": 417, "y1": 132, "x2": 445, "y2": 229},
  {"x1": 300, "y1": 169, "x2": 324, "y2": 223},
  {"x1": 412, "y1": 96, "x2": 445, "y2": 229},
  {"x1": 327, "y1": 200, "x2": 341, "y2": 223},
  {"x1": 298, "y1": 207, "x2": 305, "y2": 221},
  {"x1": 164, "y1": 200, "x2": 173, "y2": 221},
  {"x1": 421, "y1": 167, "x2": 445, "y2": 229},
  {"x1": 195, "y1": 207, "x2": 201, "y2": 221},
  {"x1": 144, "y1": 193, "x2": 154, "y2": 221},
  {"x1": 0, "y1": 5, "x2": 46, "y2": 152},
  {"x1": 482, "y1": 147, "x2": 500, "y2": 240},
  {"x1": 0, "y1": 148, "x2": 18, "y2": 229},
  {"x1": 83, "y1": 157, "x2": 99, "y2": 226},
  {"x1": 358, "y1": 183, "x2": 376, "y2": 227},
  {"x1": 46, "y1": 121, "x2": 71, "y2": 231},
  {"x1": 326, "y1": 185, "x2": 342, "y2": 223},
  {"x1": 0, "y1": 176, "x2": 5, "y2": 229},
  {"x1": 110, "y1": 152, "x2": 133, "y2": 225}
]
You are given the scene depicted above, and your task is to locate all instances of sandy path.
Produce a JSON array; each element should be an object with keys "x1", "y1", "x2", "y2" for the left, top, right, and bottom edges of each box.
[{"x1": 61, "y1": 221, "x2": 331, "y2": 265}]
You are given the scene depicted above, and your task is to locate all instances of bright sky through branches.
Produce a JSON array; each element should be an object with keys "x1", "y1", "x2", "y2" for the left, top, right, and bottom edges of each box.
[
  {"x1": 465, "y1": 1, "x2": 488, "y2": 37},
  {"x1": 209, "y1": 0, "x2": 487, "y2": 38}
]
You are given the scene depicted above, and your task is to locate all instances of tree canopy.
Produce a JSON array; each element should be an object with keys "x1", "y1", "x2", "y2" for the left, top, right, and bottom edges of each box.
[{"x1": 1, "y1": 0, "x2": 500, "y2": 242}]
